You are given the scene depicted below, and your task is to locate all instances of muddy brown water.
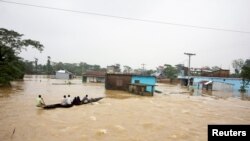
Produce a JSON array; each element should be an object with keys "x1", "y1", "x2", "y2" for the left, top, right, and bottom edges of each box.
[{"x1": 0, "y1": 75, "x2": 250, "y2": 141}]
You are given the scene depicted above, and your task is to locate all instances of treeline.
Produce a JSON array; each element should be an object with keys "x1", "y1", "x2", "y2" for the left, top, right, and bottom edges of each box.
[
  {"x1": 0, "y1": 28, "x2": 43, "y2": 86},
  {"x1": 23, "y1": 60, "x2": 106, "y2": 76}
]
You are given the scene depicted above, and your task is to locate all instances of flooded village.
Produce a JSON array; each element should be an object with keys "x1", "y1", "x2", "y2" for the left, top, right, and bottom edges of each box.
[
  {"x1": 1, "y1": 64, "x2": 250, "y2": 141},
  {"x1": 1, "y1": 0, "x2": 250, "y2": 141}
]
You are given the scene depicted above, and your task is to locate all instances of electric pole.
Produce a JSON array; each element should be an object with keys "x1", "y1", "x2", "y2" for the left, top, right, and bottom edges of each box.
[
  {"x1": 141, "y1": 63, "x2": 145, "y2": 75},
  {"x1": 184, "y1": 52, "x2": 196, "y2": 86}
]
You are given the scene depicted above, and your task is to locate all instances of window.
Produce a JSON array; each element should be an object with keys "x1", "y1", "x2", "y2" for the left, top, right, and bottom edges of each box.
[{"x1": 135, "y1": 80, "x2": 140, "y2": 83}]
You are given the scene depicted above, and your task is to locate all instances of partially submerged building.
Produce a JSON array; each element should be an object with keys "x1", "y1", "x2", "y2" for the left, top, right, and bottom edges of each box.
[
  {"x1": 193, "y1": 77, "x2": 245, "y2": 92},
  {"x1": 55, "y1": 70, "x2": 73, "y2": 79},
  {"x1": 178, "y1": 68, "x2": 230, "y2": 86},
  {"x1": 82, "y1": 71, "x2": 105, "y2": 83},
  {"x1": 105, "y1": 74, "x2": 156, "y2": 95}
]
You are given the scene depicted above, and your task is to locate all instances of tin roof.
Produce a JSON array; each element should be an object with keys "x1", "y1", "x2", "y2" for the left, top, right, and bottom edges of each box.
[{"x1": 56, "y1": 70, "x2": 72, "y2": 74}]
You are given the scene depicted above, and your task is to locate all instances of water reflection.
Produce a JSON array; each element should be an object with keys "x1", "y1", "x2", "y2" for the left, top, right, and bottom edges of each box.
[
  {"x1": 0, "y1": 82, "x2": 24, "y2": 98},
  {"x1": 36, "y1": 108, "x2": 45, "y2": 115},
  {"x1": 188, "y1": 87, "x2": 250, "y2": 101},
  {"x1": 240, "y1": 92, "x2": 250, "y2": 101}
]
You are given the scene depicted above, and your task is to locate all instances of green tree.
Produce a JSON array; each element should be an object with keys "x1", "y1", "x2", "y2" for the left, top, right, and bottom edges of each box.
[
  {"x1": 164, "y1": 64, "x2": 177, "y2": 82},
  {"x1": 123, "y1": 65, "x2": 132, "y2": 73},
  {"x1": 34, "y1": 58, "x2": 38, "y2": 74},
  {"x1": 0, "y1": 28, "x2": 43, "y2": 86},
  {"x1": 47, "y1": 56, "x2": 53, "y2": 75},
  {"x1": 240, "y1": 61, "x2": 250, "y2": 92},
  {"x1": 23, "y1": 60, "x2": 34, "y2": 74}
]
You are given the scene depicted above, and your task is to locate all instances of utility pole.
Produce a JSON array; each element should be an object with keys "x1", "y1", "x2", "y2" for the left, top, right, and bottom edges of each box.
[
  {"x1": 184, "y1": 52, "x2": 196, "y2": 86},
  {"x1": 141, "y1": 63, "x2": 145, "y2": 75}
]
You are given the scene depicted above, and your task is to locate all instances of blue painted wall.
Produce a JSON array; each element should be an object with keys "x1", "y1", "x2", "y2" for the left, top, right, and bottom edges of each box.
[
  {"x1": 192, "y1": 77, "x2": 250, "y2": 92},
  {"x1": 131, "y1": 76, "x2": 156, "y2": 92}
]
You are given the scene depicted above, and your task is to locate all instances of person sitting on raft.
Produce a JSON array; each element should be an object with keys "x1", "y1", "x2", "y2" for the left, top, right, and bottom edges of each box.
[
  {"x1": 82, "y1": 95, "x2": 90, "y2": 104},
  {"x1": 72, "y1": 96, "x2": 81, "y2": 105},
  {"x1": 36, "y1": 95, "x2": 46, "y2": 107},
  {"x1": 67, "y1": 95, "x2": 72, "y2": 105},
  {"x1": 61, "y1": 95, "x2": 68, "y2": 105}
]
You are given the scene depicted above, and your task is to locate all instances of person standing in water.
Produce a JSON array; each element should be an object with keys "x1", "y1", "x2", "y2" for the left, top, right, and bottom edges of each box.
[{"x1": 36, "y1": 95, "x2": 46, "y2": 107}]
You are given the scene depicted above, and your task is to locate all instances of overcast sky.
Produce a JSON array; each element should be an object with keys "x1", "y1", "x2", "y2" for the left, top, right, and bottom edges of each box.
[{"x1": 1, "y1": 0, "x2": 250, "y2": 71}]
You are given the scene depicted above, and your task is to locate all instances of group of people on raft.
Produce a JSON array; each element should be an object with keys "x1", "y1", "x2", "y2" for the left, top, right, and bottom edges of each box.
[{"x1": 36, "y1": 94, "x2": 90, "y2": 107}]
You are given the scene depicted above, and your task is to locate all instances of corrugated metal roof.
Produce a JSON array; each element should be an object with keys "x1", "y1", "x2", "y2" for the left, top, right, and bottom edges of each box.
[{"x1": 56, "y1": 70, "x2": 72, "y2": 74}]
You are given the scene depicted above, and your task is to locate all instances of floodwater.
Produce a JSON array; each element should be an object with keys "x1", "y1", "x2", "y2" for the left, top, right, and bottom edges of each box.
[{"x1": 0, "y1": 75, "x2": 250, "y2": 141}]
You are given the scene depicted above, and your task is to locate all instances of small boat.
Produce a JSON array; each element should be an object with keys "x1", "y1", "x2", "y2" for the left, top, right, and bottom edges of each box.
[{"x1": 42, "y1": 97, "x2": 104, "y2": 110}]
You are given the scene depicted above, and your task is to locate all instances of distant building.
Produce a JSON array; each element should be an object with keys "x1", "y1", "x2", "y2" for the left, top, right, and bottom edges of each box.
[
  {"x1": 105, "y1": 73, "x2": 156, "y2": 95},
  {"x1": 82, "y1": 71, "x2": 105, "y2": 83},
  {"x1": 191, "y1": 68, "x2": 230, "y2": 77},
  {"x1": 55, "y1": 70, "x2": 73, "y2": 79}
]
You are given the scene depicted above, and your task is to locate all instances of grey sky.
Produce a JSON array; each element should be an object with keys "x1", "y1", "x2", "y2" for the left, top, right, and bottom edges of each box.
[{"x1": 1, "y1": 0, "x2": 250, "y2": 71}]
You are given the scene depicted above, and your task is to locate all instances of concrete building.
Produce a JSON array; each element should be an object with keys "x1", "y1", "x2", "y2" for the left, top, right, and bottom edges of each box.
[{"x1": 192, "y1": 77, "x2": 247, "y2": 92}]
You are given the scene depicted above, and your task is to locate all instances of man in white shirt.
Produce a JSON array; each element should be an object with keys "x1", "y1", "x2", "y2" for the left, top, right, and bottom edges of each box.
[
  {"x1": 61, "y1": 95, "x2": 67, "y2": 105},
  {"x1": 67, "y1": 95, "x2": 72, "y2": 105}
]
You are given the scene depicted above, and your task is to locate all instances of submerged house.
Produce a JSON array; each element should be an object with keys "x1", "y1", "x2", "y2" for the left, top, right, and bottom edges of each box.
[
  {"x1": 105, "y1": 74, "x2": 156, "y2": 95},
  {"x1": 193, "y1": 77, "x2": 246, "y2": 92},
  {"x1": 178, "y1": 68, "x2": 230, "y2": 86},
  {"x1": 55, "y1": 70, "x2": 73, "y2": 79},
  {"x1": 82, "y1": 71, "x2": 105, "y2": 83}
]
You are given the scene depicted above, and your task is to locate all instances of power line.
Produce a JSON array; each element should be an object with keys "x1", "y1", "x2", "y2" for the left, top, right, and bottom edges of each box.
[{"x1": 1, "y1": 0, "x2": 250, "y2": 34}]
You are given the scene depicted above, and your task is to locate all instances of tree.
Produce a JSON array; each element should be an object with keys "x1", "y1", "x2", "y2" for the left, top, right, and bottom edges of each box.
[
  {"x1": 23, "y1": 60, "x2": 34, "y2": 74},
  {"x1": 211, "y1": 66, "x2": 220, "y2": 71},
  {"x1": 123, "y1": 65, "x2": 132, "y2": 73},
  {"x1": 145, "y1": 69, "x2": 155, "y2": 76},
  {"x1": 232, "y1": 59, "x2": 244, "y2": 75},
  {"x1": 0, "y1": 28, "x2": 43, "y2": 86},
  {"x1": 163, "y1": 64, "x2": 177, "y2": 82},
  {"x1": 114, "y1": 64, "x2": 121, "y2": 72},
  {"x1": 34, "y1": 58, "x2": 38, "y2": 74},
  {"x1": 47, "y1": 56, "x2": 53, "y2": 75},
  {"x1": 240, "y1": 61, "x2": 250, "y2": 92}
]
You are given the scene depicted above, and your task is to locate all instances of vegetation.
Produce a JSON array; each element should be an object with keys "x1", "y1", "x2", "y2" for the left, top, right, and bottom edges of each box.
[
  {"x1": 232, "y1": 59, "x2": 244, "y2": 77},
  {"x1": 22, "y1": 60, "x2": 105, "y2": 76},
  {"x1": 163, "y1": 64, "x2": 178, "y2": 82},
  {"x1": 239, "y1": 60, "x2": 250, "y2": 92},
  {"x1": 0, "y1": 28, "x2": 43, "y2": 86}
]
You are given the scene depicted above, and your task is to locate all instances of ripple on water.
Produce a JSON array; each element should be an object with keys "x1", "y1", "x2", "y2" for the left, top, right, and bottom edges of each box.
[
  {"x1": 114, "y1": 125, "x2": 125, "y2": 131},
  {"x1": 89, "y1": 116, "x2": 97, "y2": 121},
  {"x1": 181, "y1": 110, "x2": 190, "y2": 114},
  {"x1": 97, "y1": 129, "x2": 108, "y2": 135}
]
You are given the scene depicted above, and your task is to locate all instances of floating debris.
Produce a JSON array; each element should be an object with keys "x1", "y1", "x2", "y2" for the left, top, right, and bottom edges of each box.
[
  {"x1": 11, "y1": 128, "x2": 15, "y2": 138},
  {"x1": 155, "y1": 90, "x2": 162, "y2": 93}
]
